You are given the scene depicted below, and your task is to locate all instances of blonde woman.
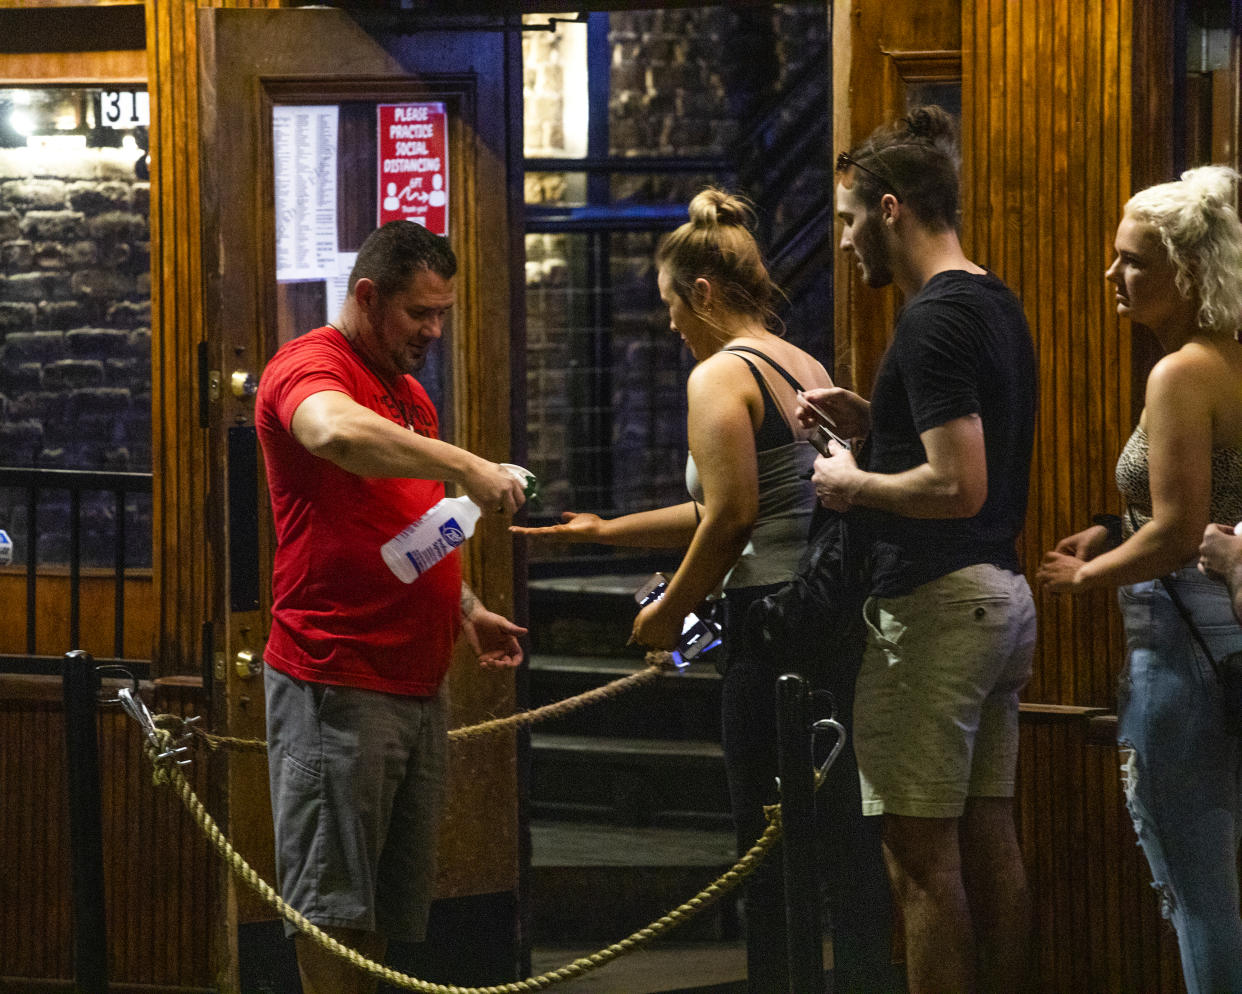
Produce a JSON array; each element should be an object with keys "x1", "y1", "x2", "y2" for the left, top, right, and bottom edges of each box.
[{"x1": 1040, "y1": 166, "x2": 1242, "y2": 994}]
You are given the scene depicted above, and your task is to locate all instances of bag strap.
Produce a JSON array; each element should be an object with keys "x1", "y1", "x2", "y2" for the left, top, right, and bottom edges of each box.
[
  {"x1": 1129, "y1": 508, "x2": 1226, "y2": 679},
  {"x1": 723, "y1": 345, "x2": 806, "y2": 394},
  {"x1": 1158, "y1": 572, "x2": 1227, "y2": 680}
]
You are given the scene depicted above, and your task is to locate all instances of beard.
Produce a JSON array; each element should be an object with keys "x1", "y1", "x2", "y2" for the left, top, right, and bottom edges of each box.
[
  {"x1": 855, "y1": 215, "x2": 894, "y2": 289},
  {"x1": 395, "y1": 340, "x2": 431, "y2": 374}
]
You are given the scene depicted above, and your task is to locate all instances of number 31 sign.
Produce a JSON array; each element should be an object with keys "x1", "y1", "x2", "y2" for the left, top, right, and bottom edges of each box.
[{"x1": 99, "y1": 90, "x2": 150, "y2": 129}]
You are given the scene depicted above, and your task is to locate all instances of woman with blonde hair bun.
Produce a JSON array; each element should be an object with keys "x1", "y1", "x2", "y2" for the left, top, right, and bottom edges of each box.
[
  {"x1": 1040, "y1": 165, "x2": 1242, "y2": 993},
  {"x1": 515, "y1": 188, "x2": 888, "y2": 991}
]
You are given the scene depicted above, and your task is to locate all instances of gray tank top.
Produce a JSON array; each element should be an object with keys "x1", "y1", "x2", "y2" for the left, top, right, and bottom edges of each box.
[{"x1": 686, "y1": 347, "x2": 818, "y2": 590}]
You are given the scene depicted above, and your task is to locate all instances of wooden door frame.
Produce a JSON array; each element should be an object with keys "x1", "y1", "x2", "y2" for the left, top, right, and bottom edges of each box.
[{"x1": 196, "y1": 8, "x2": 525, "y2": 988}]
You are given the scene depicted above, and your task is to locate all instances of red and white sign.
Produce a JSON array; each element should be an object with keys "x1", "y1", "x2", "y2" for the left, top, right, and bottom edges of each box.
[{"x1": 377, "y1": 102, "x2": 449, "y2": 235}]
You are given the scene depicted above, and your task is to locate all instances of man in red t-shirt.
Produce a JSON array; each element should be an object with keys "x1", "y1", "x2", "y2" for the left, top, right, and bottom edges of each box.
[{"x1": 255, "y1": 221, "x2": 526, "y2": 994}]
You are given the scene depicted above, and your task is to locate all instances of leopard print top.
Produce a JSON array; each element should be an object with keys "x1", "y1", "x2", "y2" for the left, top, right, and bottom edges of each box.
[{"x1": 1115, "y1": 424, "x2": 1242, "y2": 535}]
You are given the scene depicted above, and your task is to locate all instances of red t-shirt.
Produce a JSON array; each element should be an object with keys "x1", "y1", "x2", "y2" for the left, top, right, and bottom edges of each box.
[{"x1": 255, "y1": 325, "x2": 461, "y2": 696}]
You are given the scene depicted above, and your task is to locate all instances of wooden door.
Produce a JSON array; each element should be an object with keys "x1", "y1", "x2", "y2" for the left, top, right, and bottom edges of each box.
[{"x1": 196, "y1": 8, "x2": 523, "y2": 989}]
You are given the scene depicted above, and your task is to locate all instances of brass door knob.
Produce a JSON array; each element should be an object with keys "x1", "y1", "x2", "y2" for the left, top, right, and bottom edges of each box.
[
  {"x1": 234, "y1": 649, "x2": 260, "y2": 678},
  {"x1": 230, "y1": 370, "x2": 257, "y2": 398}
]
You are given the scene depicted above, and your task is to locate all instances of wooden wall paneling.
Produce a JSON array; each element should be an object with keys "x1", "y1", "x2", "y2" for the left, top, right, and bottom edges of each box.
[
  {"x1": 1014, "y1": 710, "x2": 1188, "y2": 993},
  {"x1": 1128, "y1": 0, "x2": 1177, "y2": 426},
  {"x1": 964, "y1": 0, "x2": 1130, "y2": 712},
  {"x1": 147, "y1": 0, "x2": 204, "y2": 676},
  {"x1": 0, "y1": 681, "x2": 213, "y2": 988},
  {"x1": 0, "y1": 701, "x2": 71, "y2": 980},
  {"x1": 0, "y1": 575, "x2": 155, "y2": 660},
  {"x1": 1211, "y1": 66, "x2": 1237, "y2": 166}
]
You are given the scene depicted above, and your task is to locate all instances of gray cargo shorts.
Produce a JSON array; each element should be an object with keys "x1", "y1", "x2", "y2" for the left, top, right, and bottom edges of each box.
[{"x1": 265, "y1": 665, "x2": 448, "y2": 941}]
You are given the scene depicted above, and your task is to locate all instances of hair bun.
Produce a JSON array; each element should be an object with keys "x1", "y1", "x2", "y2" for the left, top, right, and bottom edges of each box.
[
  {"x1": 903, "y1": 105, "x2": 956, "y2": 145},
  {"x1": 688, "y1": 187, "x2": 756, "y2": 231},
  {"x1": 1179, "y1": 165, "x2": 1240, "y2": 211}
]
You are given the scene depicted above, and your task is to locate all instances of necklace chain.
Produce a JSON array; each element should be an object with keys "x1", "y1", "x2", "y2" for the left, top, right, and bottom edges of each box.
[{"x1": 329, "y1": 322, "x2": 417, "y2": 430}]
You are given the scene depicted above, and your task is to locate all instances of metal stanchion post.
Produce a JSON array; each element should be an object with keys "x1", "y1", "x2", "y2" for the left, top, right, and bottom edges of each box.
[
  {"x1": 777, "y1": 672, "x2": 824, "y2": 994},
  {"x1": 63, "y1": 649, "x2": 108, "y2": 993}
]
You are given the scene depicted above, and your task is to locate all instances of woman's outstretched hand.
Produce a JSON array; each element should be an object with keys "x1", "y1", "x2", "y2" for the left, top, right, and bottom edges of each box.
[{"x1": 510, "y1": 510, "x2": 604, "y2": 542}]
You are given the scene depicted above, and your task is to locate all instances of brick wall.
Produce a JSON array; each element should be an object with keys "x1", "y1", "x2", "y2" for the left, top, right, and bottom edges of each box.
[
  {"x1": 523, "y1": 5, "x2": 830, "y2": 523},
  {"x1": 0, "y1": 146, "x2": 152, "y2": 566}
]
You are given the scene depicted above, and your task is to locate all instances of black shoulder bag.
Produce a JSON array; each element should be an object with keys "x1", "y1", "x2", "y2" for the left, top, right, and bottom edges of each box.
[{"x1": 740, "y1": 509, "x2": 868, "y2": 699}]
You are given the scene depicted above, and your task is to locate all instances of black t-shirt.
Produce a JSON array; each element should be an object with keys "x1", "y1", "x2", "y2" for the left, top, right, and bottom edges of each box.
[{"x1": 859, "y1": 269, "x2": 1037, "y2": 597}]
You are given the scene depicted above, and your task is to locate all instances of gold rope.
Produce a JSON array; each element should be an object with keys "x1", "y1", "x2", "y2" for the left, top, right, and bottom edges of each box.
[
  {"x1": 143, "y1": 725, "x2": 783, "y2": 993},
  {"x1": 185, "y1": 653, "x2": 674, "y2": 754}
]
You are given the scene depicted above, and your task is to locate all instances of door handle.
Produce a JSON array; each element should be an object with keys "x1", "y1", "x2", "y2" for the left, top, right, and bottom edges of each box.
[
  {"x1": 234, "y1": 649, "x2": 260, "y2": 679},
  {"x1": 230, "y1": 370, "x2": 257, "y2": 398}
]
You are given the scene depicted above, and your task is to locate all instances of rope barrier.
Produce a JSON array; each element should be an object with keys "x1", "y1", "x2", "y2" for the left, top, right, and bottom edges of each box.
[
  {"x1": 141, "y1": 723, "x2": 787, "y2": 993},
  {"x1": 129, "y1": 652, "x2": 841, "y2": 989},
  {"x1": 184, "y1": 652, "x2": 674, "y2": 754}
]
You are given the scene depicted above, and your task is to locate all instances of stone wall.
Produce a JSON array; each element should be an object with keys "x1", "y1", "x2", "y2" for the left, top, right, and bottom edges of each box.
[{"x1": 0, "y1": 146, "x2": 152, "y2": 566}]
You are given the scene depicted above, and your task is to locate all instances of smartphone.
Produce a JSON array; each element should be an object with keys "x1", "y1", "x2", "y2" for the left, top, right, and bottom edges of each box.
[
  {"x1": 801, "y1": 394, "x2": 849, "y2": 442},
  {"x1": 676, "y1": 615, "x2": 722, "y2": 663},
  {"x1": 634, "y1": 572, "x2": 669, "y2": 606},
  {"x1": 802, "y1": 395, "x2": 850, "y2": 456}
]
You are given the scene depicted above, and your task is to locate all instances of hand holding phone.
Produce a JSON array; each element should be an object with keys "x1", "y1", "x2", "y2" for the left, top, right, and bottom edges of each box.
[
  {"x1": 799, "y1": 393, "x2": 850, "y2": 457},
  {"x1": 632, "y1": 573, "x2": 722, "y2": 666}
]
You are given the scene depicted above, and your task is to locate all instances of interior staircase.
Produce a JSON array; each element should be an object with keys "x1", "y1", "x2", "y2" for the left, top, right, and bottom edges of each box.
[{"x1": 524, "y1": 568, "x2": 743, "y2": 953}]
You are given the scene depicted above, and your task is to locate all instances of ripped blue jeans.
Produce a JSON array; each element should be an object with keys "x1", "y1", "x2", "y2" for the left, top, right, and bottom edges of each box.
[{"x1": 1118, "y1": 567, "x2": 1242, "y2": 994}]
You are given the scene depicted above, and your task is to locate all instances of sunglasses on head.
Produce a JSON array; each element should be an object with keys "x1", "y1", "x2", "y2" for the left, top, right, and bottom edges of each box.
[{"x1": 836, "y1": 151, "x2": 903, "y2": 201}]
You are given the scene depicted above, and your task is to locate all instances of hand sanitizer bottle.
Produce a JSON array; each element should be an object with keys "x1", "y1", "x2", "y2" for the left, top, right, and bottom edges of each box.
[
  {"x1": 381, "y1": 464, "x2": 537, "y2": 583},
  {"x1": 381, "y1": 495, "x2": 481, "y2": 583}
]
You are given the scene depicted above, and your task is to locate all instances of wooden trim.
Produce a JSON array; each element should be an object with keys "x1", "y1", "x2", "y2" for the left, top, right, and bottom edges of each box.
[
  {"x1": 882, "y1": 48, "x2": 962, "y2": 83},
  {"x1": 0, "y1": 51, "x2": 145, "y2": 82},
  {"x1": 0, "y1": 0, "x2": 140, "y2": 6},
  {"x1": 1019, "y1": 702, "x2": 1109, "y2": 721}
]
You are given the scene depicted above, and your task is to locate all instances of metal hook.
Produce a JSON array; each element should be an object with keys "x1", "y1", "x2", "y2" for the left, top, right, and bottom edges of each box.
[
  {"x1": 811, "y1": 716, "x2": 847, "y2": 780},
  {"x1": 95, "y1": 664, "x2": 139, "y2": 706},
  {"x1": 117, "y1": 687, "x2": 193, "y2": 767}
]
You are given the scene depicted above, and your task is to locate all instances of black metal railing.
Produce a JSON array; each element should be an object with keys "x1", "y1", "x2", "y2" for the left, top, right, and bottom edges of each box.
[{"x1": 0, "y1": 466, "x2": 153, "y2": 677}]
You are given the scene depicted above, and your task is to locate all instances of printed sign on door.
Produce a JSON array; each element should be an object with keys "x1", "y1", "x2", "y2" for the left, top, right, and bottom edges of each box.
[{"x1": 377, "y1": 102, "x2": 449, "y2": 236}]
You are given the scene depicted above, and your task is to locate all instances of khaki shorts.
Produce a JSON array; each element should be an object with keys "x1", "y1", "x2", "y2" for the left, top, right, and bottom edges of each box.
[
  {"x1": 854, "y1": 564, "x2": 1036, "y2": 818},
  {"x1": 265, "y1": 665, "x2": 448, "y2": 941}
]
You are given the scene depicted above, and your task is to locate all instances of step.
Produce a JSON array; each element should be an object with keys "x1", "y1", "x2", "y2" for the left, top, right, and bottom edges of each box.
[
  {"x1": 531, "y1": 819, "x2": 737, "y2": 868},
  {"x1": 529, "y1": 653, "x2": 722, "y2": 741},
  {"x1": 530, "y1": 820, "x2": 740, "y2": 943},
  {"x1": 529, "y1": 941, "x2": 748, "y2": 994},
  {"x1": 528, "y1": 573, "x2": 656, "y2": 657},
  {"x1": 531, "y1": 732, "x2": 731, "y2": 828}
]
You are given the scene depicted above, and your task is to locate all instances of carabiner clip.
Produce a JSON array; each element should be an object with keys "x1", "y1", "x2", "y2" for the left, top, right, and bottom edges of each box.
[{"x1": 811, "y1": 716, "x2": 847, "y2": 780}]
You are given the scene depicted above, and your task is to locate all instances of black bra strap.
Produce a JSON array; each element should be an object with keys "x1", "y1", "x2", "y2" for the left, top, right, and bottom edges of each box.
[{"x1": 723, "y1": 345, "x2": 805, "y2": 394}]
